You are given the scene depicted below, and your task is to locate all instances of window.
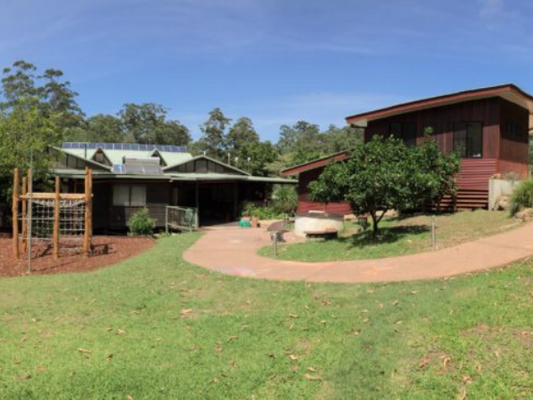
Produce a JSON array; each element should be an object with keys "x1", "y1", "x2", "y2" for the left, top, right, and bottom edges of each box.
[
  {"x1": 390, "y1": 122, "x2": 417, "y2": 146},
  {"x1": 94, "y1": 152, "x2": 106, "y2": 164},
  {"x1": 453, "y1": 122, "x2": 483, "y2": 158},
  {"x1": 506, "y1": 120, "x2": 523, "y2": 138},
  {"x1": 113, "y1": 185, "x2": 147, "y2": 206}
]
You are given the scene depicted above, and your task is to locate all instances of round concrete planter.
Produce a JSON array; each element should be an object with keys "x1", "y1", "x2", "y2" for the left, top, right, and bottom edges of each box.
[{"x1": 294, "y1": 212, "x2": 344, "y2": 238}]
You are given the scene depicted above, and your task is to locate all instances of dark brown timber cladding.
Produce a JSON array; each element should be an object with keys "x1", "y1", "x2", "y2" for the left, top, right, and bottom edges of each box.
[
  {"x1": 498, "y1": 99, "x2": 529, "y2": 178},
  {"x1": 92, "y1": 182, "x2": 170, "y2": 230},
  {"x1": 298, "y1": 168, "x2": 352, "y2": 215},
  {"x1": 365, "y1": 97, "x2": 501, "y2": 158}
]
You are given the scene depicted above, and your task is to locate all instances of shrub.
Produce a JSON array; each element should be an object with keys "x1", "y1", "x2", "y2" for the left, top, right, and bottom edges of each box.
[
  {"x1": 272, "y1": 184, "x2": 298, "y2": 215},
  {"x1": 240, "y1": 202, "x2": 284, "y2": 220},
  {"x1": 128, "y1": 208, "x2": 156, "y2": 236},
  {"x1": 509, "y1": 178, "x2": 533, "y2": 216}
]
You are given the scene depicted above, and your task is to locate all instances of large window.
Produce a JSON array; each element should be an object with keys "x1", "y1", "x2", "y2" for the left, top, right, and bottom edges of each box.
[
  {"x1": 113, "y1": 185, "x2": 147, "y2": 206},
  {"x1": 390, "y1": 122, "x2": 417, "y2": 146},
  {"x1": 453, "y1": 122, "x2": 483, "y2": 158}
]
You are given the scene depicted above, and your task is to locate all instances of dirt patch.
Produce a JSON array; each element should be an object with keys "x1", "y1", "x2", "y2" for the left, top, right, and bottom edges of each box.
[{"x1": 0, "y1": 235, "x2": 155, "y2": 278}]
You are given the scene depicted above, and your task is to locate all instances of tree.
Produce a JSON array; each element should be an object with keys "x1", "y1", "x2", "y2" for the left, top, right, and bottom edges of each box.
[
  {"x1": 226, "y1": 117, "x2": 259, "y2": 151},
  {"x1": 1, "y1": 60, "x2": 84, "y2": 131},
  {"x1": 234, "y1": 141, "x2": 278, "y2": 176},
  {"x1": 412, "y1": 129, "x2": 460, "y2": 211},
  {"x1": 153, "y1": 120, "x2": 191, "y2": 146},
  {"x1": 322, "y1": 124, "x2": 364, "y2": 154},
  {"x1": 309, "y1": 135, "x2": 458, "y2": 235},
  {"x1": 118, "y1": 103, "x2": 190, "y2": 146},
  {"x1": 0, "y1": 98, "x2": 60, "y2": 205},
  {"x1": 277, "y1": 121, "x2": 324, "y2": 165},
  {"x1": 195, "y1": 108, "x2": 231, "y2": 159},
  {"x1": 275, "y1": 121, "x2": 362, "y2": 170},
  {"x1": 64, "y1": 114, "x2": 125, "y2": 143}
]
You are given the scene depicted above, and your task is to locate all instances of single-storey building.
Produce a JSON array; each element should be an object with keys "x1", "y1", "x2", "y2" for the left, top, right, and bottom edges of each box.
[
  {"x1": 51, "y1": 142, "x2": 294, "y2": 231},
  {"x1": 285, "y1": 84, "x2": 533, "y2": 212},
  {"x1": 281, "y1": 151, "x2": 353, "y2": 215}
]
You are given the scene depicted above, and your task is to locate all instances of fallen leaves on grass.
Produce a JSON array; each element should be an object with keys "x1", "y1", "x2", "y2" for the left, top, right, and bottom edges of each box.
[
  {"x1": 303, "y1": 373, "x2": 321, "y2": 381},
  {"x1": 77, "y1": 348, "x2": 92, "y2": 354},
  {"x1": 15, "y1": 373, "x2": 32, "y2": 380},
  {"x1": 419, "y1": 356, "x2": 431, "y2": 369}
]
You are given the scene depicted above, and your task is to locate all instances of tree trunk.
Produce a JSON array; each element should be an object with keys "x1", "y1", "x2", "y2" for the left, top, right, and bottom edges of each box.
[{"x1": 370, "y1": 212, "x2": 379, "y2": 236}]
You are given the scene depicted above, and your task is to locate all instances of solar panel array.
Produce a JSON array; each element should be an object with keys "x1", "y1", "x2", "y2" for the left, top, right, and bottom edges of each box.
[{"x1": 62, "y1": 142, "x2": 187, "y2": 153}]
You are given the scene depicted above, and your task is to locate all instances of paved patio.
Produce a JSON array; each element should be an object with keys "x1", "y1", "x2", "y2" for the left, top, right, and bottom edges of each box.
[{"x1": 183, "y1": 222, "x2": 533, "y2": 283}]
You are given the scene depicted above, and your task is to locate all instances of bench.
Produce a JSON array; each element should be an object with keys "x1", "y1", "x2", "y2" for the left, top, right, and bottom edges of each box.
[{"x1": 304, "y1": 228, "x2": 338, "y2": 240}]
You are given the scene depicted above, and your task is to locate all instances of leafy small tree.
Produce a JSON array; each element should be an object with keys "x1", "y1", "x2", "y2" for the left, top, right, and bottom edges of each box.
[
  {"x1": 310, "y1": 135, "x2": 458, "y2": 235},
  {"x1": 128, "y1": 208, "x2": 156, "y2": 236},
  {"x1": 412, "y1": 129, "x2": 460, "y2": 211}
]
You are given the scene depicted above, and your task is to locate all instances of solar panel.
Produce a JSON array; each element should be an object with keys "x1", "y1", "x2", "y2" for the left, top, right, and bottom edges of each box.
[{"x1": 61, "y1": 142, "x2": 188, "y2": 153}]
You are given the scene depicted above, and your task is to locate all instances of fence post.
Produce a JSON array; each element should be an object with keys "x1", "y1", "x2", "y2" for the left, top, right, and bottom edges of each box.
[
  {"x1": 272, "y1": 232, "x2": 278, "y2": 257},
  {"x1": 53, "y1": 177, "x2": 60, "y2": 260},
  {"x1": 431, "y1": 215, "x2": 436, "y2": 249},
  {"x1": 165, "y1": 206, "x2": 169, "y2": 234},
  {"x1": 12, "y1": 168, "x2": 19, "y2": 260}
]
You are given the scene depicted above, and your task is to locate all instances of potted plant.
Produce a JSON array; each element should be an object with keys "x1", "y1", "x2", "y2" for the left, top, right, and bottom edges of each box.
[{"x1": 251, "y1": 211, "x2": 259, "y2": 228}]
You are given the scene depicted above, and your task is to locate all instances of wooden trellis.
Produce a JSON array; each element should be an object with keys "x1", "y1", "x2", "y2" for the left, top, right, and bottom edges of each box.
[{"x1": 12, "y1": 167, "x2": 93, "y2": 261}]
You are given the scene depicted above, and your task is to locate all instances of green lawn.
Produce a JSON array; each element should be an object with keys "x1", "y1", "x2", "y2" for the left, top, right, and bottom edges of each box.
[
  {"x1": 259, "y1": 210, "x2": 520, "y2": 262},
  {"x1": 1, "y1": 233, "x2": 533, "y2": 399}
]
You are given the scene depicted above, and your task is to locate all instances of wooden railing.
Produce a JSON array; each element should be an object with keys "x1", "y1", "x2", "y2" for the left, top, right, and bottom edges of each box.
[{"x1": 165, "y1": 206, "x2": 199, "y2": 232}]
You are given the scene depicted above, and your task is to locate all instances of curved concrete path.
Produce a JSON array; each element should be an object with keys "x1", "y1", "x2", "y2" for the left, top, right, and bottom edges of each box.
[{"x1": 183, "y1": 222, "x2": 533, "y2": 283}]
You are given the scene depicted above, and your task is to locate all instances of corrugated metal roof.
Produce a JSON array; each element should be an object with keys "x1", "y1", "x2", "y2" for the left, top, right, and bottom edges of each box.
[
  {"x1": 53, "y1": 168, "x2": 295, "y2": 183},
  {"x1": 62, "y1": 148, "x2": 193, "y2": 166}
]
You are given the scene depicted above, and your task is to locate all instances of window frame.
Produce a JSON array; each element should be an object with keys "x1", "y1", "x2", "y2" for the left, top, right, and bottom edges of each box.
[
  {"x1": 452, "y1": 121, "x2": 483, "y2": 159},
  {"x1": 113, "y1": 184, "x2": 147, "y2": 207},
  {"x1": 389, "y1": 122, "x2": 417, "y2": 146}
]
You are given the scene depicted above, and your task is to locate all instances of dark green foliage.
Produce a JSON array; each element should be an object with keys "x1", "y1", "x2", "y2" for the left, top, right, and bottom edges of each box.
[
  {"x1": 195, "y1": 107, "x2": 231, "y2": 159},
  {"x1": 128, "y1": 208, "x2": 156, "y2": 236},
  {"x1": 241, "y1": 202, "x2": 284, "y2": 219},
  {"x1": 118, "y1": 103, "x2": 190, "y2": 145},
  {"x1": 234, "y1": 141, "x2": 278, "y2": 176},
  {"x1": 310, "y1": 134, "x2": 459, "y2": 234},
  {"x1": 272, "y1": 184, "x2": 298, "y2": 215},
  {"x1": 509, "y1": 178, "x2": 533, "y2": 215},
  {"x1": 276, "y1": 122, "x2": 362, "y2": 167}
]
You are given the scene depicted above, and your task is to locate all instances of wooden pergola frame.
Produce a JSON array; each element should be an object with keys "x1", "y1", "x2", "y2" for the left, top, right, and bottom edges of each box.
[{"x1": 12, "y1": 167, "x2": 93, "y2": 261}]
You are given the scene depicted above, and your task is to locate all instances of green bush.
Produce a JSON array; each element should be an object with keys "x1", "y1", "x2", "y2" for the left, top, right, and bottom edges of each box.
[
  {"x1": 509, "y1": 178, "x2": 533, "y2": 215},
  {"x1": 272, "y1": 184, "x2": 298, "y2": 215},
  {"x1": 128, "y1": 208, "x2": 156, "y2": 236},
  {"x1": 240, "y1": 202, "x2": 284, "y2": 220}
]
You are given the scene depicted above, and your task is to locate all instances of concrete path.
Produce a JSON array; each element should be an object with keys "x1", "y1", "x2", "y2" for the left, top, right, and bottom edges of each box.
[{"x1": 183, "y1": 222, "x2": 533, "y2": 283}]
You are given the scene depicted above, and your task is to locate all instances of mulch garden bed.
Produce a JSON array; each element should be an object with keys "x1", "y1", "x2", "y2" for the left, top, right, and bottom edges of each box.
[{"x1": 0, "y1": 235, "x2": 156, "y2": 278}]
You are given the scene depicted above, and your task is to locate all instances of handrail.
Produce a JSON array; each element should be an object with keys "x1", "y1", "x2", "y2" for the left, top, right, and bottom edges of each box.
[{"x1": 165, "y1": 206, "x2": 199, "y2": 232}]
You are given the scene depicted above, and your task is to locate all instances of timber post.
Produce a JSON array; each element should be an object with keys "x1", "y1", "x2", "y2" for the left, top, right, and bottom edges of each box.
[
  {"x1": 12, "y1": 168, "x2": 19, "y2": 260},
  {"x1": 53, "y1": 176, "x2": 60, "y2": 260},
  {"x1": 83, "y1": 168, "x2": 93, "y2": 256},
  {"x1": 21, "y1": 176, "x2": 27, "y2": 252}
]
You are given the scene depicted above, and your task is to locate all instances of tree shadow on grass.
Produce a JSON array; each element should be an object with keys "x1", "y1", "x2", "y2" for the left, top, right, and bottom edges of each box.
[{"x1": 342, "y1": 225, "x2": 430, "y2": 249}]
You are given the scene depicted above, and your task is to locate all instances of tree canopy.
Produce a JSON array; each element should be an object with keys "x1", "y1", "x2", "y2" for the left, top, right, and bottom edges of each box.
[{"x1": 309, "y1": 134, "x2": 460, "y2": 234}]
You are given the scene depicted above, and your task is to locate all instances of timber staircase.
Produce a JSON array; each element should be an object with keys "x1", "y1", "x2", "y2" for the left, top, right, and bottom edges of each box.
[{"x1": 438, "y1": 189, "x2": 489, "y2": 211}]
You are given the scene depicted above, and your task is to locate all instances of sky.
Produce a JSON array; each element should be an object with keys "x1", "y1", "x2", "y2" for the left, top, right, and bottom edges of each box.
[{"x1": 1, "y1": 0, "x2": 532, "y2": 141}]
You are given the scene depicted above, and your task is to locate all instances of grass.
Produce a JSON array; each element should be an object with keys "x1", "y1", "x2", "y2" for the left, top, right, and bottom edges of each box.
[
  {"x1": 258, "y1": 210, "x2": 520, "y2": 262},
  {"x1": 1, "y1": 233, "x2": 533, "y2": 399}
]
